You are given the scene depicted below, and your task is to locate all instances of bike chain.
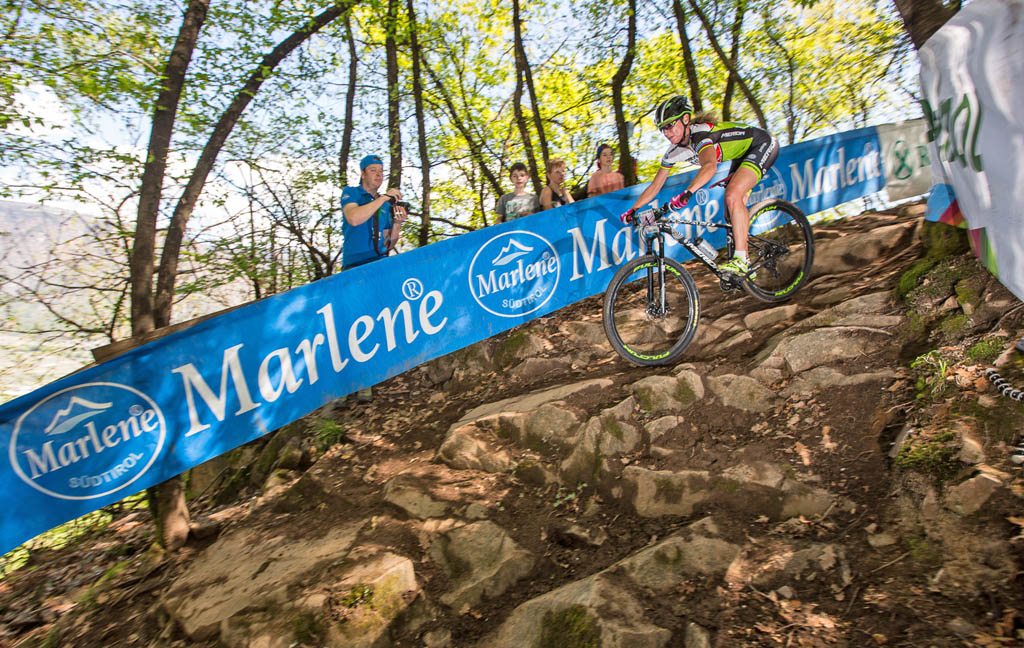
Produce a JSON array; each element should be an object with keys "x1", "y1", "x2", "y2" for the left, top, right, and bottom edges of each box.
[
  {"x1": 984, "y1": 368, "x2": 1024, "y2": 465},
  {"x1": 984, "y1": 368, "x2": 1024, "y2": 402}
]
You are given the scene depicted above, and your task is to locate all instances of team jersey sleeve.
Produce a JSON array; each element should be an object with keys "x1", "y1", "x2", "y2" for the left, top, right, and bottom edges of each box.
[{"x1": 660, "y1": 144, "x2": 698, "y2": 169}]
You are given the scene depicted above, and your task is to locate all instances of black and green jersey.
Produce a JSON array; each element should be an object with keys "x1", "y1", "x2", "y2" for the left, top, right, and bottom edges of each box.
[{"x1": 661, "y1": 121, "x2": 779, "y2": 181}]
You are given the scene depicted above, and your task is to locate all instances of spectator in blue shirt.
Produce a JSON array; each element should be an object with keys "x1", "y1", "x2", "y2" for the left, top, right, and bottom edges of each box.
[{"x1": 341, "y1": 155, "x2": 407, "y2": 269}]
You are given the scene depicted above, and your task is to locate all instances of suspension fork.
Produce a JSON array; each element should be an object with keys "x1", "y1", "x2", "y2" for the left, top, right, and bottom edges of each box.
[{"x1": 645, "y1": 232, "x2": 667, "y2": 314}]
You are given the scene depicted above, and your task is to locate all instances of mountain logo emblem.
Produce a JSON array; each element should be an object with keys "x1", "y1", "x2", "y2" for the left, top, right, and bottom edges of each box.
[
  {"x1": 491, "y1": 239, "x2": 534, "y2": 266},
  {"x1": 44, "y1": 397, "x2": 112, "y2": 436},
  {"x1": 9, "y1": 382, "x2": 167, "y2": 501},
  {"x1": 468, "y1": 230, "x2": 560, "y2": 318}
]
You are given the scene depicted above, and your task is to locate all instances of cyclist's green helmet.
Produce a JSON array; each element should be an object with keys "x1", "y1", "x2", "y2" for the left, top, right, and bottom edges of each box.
[{"x1": 654, "y1": 95, "x2": 693, "y2": 129}]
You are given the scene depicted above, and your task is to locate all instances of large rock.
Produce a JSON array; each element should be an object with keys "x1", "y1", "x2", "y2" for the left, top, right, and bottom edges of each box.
[
  {"x1": 628, "y1": 372, "x2": 703, "y2": 414},
  {"x1": 616, "y1": 532, "x2": 741, "y2": 593},
  {"x1": 561, "y1": 397, "x2": 640, "y2": 485},
  {"x1": 812, "y1": 222, "x2": 915, "y2": 273},
  {"x1": 945, "y1": 474, "x2": 1002, "y2": 516},
  {"x1": 162, "y1": 520, "x2": 364, "y2": 641},
  {"x1": 706, "y1": 374, "x2": 777, "y2": 412},
  {"x1": 479, "y1": 572, "x2": 671, "y2": 648},
  {"x1": 430, "y1": 520, "x2": 535, "y2": 613},
  {"x1": 764, "y1": 327, "x2": 891, "y2": 374},
  {"x1": 744, "y1": 304, "x2": 800, "y2": 330},
  {"x1": 383, "y1": 475, "x2": 450, "y2": 519},
  {"x1": 437, "y1": 425, "x2": 514, "y2": 473}
]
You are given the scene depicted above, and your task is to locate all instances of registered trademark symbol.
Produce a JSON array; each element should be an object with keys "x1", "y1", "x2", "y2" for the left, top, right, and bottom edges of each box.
[
  {"x1": 402, "y1": 278, "x2": 424, "y2": 301},
  {"x1": 695, "y1": 188, "x2": 709, "y2": 205},
  {"x1": 129, "y1": 404, "x2": 143, "y2": 416}
]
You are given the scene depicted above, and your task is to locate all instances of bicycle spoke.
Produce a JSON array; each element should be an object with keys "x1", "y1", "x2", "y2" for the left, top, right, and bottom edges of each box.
[
  {"x1": 741, "y1": 202, "x2": 814, "y2": 302},
  {"x1": 604, "y1": 258, "x2": 699, "y2": 364}
]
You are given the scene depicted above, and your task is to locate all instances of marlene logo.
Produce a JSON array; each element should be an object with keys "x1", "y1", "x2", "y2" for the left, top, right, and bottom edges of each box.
[
  {"x1": 469, "y1": 230, "x2": 560, "y2": 317},
  {"x1": 9, "y1": 382, "x2": 166, "y2": 500}
]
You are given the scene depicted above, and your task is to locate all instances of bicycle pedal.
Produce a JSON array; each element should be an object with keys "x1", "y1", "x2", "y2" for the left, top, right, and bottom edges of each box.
[{"x1": 719, "y1": 278, "x2": 743, "y2": 293}]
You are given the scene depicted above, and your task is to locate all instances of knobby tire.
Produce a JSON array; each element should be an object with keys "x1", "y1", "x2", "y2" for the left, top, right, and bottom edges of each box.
[
  {"x1": 729, "y1": 199, "x2": 814, "y2": 303},
  {"x1": 603, "y1": 255, "x2": 701, "y2": 367}
]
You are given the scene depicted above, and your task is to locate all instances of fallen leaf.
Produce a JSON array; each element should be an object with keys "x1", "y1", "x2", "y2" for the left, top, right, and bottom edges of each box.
[{"x1": 795, "y1": 442, "x2": 812, "y2": 466}]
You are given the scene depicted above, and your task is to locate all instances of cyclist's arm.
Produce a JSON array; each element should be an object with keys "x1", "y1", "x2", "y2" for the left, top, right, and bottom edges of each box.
[
  {"x1": 624, "y1": 166, "x2": 671, "y2": 212},
  {"x1": 682, "y1": 146, "x2": 719, "y2": 194}
]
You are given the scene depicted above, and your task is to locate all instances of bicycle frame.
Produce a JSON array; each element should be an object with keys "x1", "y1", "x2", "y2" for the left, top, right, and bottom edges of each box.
[{"x1": 635, "y1": 210, "x2": 745, "y2": 290}]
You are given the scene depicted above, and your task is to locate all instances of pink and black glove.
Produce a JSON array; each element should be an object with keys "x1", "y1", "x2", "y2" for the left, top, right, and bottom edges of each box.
[
  {"x1": 619, "y1": 208, "x2": 636, "y2": 225},
  {"x1": 669, "y1": 190, "x2": 693, "y2": 210}
]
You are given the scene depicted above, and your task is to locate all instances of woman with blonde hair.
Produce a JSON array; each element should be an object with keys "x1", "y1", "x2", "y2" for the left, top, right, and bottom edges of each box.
[{"x1": 540, "y1": 158, "x2": 576, "y2": 210}]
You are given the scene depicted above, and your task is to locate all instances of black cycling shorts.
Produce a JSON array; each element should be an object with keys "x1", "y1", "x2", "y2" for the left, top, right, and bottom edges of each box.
[{"x1": 728, "y1": 131, "x2": 779, "y2": 182}]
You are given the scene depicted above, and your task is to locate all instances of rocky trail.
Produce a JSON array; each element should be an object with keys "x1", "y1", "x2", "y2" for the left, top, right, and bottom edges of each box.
[{"x1": 3, "y1": 204, "x2": 1024, "y2": 648}]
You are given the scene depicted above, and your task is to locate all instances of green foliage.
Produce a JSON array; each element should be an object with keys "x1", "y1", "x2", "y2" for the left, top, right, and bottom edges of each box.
[
  {"x1": 893, "y1": 430, "x2": 959, "y2": 483},
  {"x1": 896, "y1": 258, "x2": 937, "y2": 300},
  {"x1": 340, "y1": 584, "x2": 374, "y2": 608},
  {"x1": 552, "y1": 483, "x2": 587, "y2": 509},
  {"x1": 1, "y1": 492, "x2": 146, "y2": 578},
  {"x1": 536, "y1": 605, "x2": 601, "y2": 648},
  {"x1": 315, "y1": 420, "x2": 348, "y2": 452},
  {"x1": 910, "y1": 350, "x2": 950, "y2": 400}
]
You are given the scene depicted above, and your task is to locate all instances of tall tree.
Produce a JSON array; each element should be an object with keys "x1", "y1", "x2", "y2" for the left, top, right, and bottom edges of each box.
[
  {"x1": 686, "y1": 0, "x2": 767, "y2": 127},
  {"x1": 133, "y1": 0, "x2": 358, "y2": 550},
  {"x1": 720, "y1": 0, "x2": 747, "y2": 120},
  {"x1": 511, "y1": 0, "x2": 542, "y2": 194},
  {"x1": 338, "y1": 12, "x2": 358, "y2": 187},
  {"x1": 671, "y1": 0, "x2": 704, "y2": 112},
  {"x1": 891, "y1": 0, "x2": 958, "y2": 48},
  {"x1": 385, "y1": 0, "x2": 403, "y2": 188},
  {"x1": 611, "y1": 0, "x2": 638, "y2": 186},
  {"x1": 130, "y1": 0, "x2": 211, "y2": 339},
  {"x1": 406, "y1": 0, "x2": 432, "y2": 247}
]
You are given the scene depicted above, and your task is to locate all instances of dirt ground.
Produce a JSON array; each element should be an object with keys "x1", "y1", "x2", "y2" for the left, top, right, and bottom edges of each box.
[{"x1": 2, "y1": 206, "x2": 1024, "y2": 648}]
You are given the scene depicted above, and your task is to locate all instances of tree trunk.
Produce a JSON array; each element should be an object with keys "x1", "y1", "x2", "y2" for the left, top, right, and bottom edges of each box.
[
  {"x1": 686, "y1": 0, "x2": 767, "y2": 128},
  {"x1": 671, "y1": 0, "x2": 703, "y2": 112},
  {"x1": 611, "y1": 0, "x2": 638, "y2": 186},
  {"x1": 892, "y1": 0, "x2": 958, "y2": 49},
  {"x1": 338, "y1": 12, "x2": 358, "y2": 187},
  {"x1": 385, "y1": 0, "x2": 402, "y2": 188},
  {"x1": 146, "y1": 476, "x2": 191, "y2": 551},
  {"x1": 131, "y1": 0, "x2": 210, "y2": 338},
  {"x1": 131, "y1": 0, "x2": 210, "y2": 552},
  {"x1": 511, "y1": 0, "x2": 541, "y2": 195},
  {"x1": 721, "y1": 0, "x2": 746, "y2": 121},
  {"x1": 153, "y1": 1, "x2": 355, "y2": 329},
  {"x1": 406, "y1": 0, "x2": 431, "y2": 248},
  {"x1": 514, "y1": 4, "x2": 549, "y2": 166}
]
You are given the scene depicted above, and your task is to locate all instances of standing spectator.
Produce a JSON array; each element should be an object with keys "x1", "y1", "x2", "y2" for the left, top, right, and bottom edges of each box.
[
  {"x1": 587, "y1": 144, "x2": 626, "y2": 197},
  {"x1": 341, "y1": 154, "x2": 407, "y2": 270},
  {"x1": 495, "y1": 162, "x2": 540, "y2": 223},
  {"x1": 341, "y1": 154, "x2": 406, "y2": 404},
  {"x1": 539, "y1": 158, "x2": 576, "y2": 210}
]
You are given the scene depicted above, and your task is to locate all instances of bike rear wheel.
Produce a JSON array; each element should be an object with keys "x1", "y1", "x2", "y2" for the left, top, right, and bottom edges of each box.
[
  {"x1": 602, "y1": 254, "x2": 701, "y2": 366},
  {"x1": 730, "y1": 199, "x2": 814, "y2": 302}
]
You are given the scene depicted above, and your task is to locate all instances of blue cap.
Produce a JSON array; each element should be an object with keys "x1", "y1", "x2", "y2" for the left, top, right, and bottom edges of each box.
[{"x1": 360, "y1": 154, "x2": 383, "y2": 170}]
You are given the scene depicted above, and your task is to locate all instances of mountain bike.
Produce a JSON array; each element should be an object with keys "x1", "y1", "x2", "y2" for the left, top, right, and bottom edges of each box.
[{"x1": 602, "y1": 185, "x2": 814, "y2": 367}]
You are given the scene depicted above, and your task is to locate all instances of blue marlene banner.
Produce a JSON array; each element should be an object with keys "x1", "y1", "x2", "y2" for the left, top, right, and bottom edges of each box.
[{"x1": 0, "y1": 126, "x2": 885, "y2": 554}]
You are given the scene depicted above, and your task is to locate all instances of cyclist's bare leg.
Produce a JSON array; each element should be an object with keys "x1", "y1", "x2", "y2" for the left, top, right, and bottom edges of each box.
[{"x1": 723, "y1": 166, "x2": 759, "y2": 256}]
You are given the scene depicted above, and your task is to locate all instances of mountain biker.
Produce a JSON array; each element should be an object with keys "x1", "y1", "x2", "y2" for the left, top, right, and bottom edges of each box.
[{"x1": 619, "y1": 95, "x2": 779, "y2": 277}]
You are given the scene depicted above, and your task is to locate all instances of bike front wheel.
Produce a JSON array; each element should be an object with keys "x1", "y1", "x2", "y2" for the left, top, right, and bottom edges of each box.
[
  {"x1": 602, "y1": 255, "x2": 701, "y2": 367},
  {"x1": 730, "y1": 199, "x2": 815, "y2": 302}
]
